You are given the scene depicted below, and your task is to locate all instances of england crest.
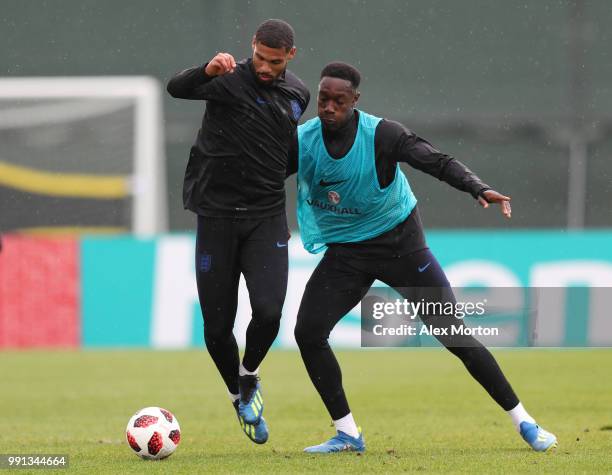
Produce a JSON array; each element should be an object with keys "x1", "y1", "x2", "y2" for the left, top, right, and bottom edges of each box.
[{"x1": 290, "y1": 100, "x2": 303, "y2": 120}]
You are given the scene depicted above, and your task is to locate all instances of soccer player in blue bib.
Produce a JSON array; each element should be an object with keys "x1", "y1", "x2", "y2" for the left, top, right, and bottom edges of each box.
[{"x1": 286, "y1": 62, "x2": 557, "y2": 453}]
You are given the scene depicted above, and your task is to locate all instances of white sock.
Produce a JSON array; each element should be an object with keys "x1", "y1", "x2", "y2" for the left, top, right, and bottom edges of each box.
[
  {"x1": 228, "y1": 390, "x2": 239, "y2": 403},
  {"x1": 507, "y1": 402, "x2": 536, "y2": 432},
  {"x1": 333, "y1": 413, "x2": 360, "y2": 439},
  {"x1": 239, "y1": 363, "x2": 259, "y2": 376}
]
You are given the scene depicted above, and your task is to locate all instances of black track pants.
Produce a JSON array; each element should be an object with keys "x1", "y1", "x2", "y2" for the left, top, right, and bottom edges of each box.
[
  {"x1": 195, "y1": 214, "x2": 289, "y2": 394},
  {"x1": 294, "y1": 248, "x2": 520, "y2": 420}
]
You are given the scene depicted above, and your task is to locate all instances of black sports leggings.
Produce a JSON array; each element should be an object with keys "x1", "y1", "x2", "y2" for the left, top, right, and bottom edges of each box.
[
  {"x1": 195, "y1": 214, "x2": 289, "y2": 395},
  {"x1": 294, "y1": 248, "x2": 519, "y2": 420}
]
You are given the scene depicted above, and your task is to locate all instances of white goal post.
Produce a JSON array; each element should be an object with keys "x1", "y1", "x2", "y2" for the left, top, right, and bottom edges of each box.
[{"x1": 0, "y1": 76, "x2": 167, "y2": 236}]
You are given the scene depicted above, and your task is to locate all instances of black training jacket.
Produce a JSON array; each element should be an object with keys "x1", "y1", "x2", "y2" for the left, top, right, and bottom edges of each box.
[{"x1": 167, "y1": 58, "x2": 310, "y2": 218}]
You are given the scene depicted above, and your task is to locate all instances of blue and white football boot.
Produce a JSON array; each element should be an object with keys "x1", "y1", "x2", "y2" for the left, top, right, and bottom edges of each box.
[
  {"x1": 304, "y1": 429, "x2": 365, "y2": 454},
  {"x1": 233, "y1": 400, "x2": 268, "y2": 444},
  {"x1": 519, "y1": 421, "x2": 558, "y2": 452},
  {"x1": 238, "y1": 374, "x2": 264, "y2": 424}
]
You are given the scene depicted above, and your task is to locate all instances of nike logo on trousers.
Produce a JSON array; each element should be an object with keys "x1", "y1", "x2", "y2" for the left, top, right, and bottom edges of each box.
[{"x1": 418, "y1": 262, "x2": 431, "y2": 272}]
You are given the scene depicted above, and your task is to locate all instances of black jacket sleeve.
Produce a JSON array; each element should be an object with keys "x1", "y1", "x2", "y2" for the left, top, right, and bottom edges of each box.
[
  {"x1": 377, "y1": 120, "x2": 490, "y2": 199},
  {"x1": 166, "y1": 64, "x2": 233, "y2": 101}
]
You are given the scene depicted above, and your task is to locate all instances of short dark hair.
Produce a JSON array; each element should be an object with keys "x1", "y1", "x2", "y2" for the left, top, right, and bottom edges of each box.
[
  {"x1": 320, "y1": 62, "x2": 361, "y2": 89},
  {"x1": 254, "y1": 19, "x2": 295, "y2": 51}
]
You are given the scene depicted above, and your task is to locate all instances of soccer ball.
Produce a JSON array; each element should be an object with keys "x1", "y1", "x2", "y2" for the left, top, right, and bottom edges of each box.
[{"x1": 125, "y1": 407, "x2": 181, "y2": 460}]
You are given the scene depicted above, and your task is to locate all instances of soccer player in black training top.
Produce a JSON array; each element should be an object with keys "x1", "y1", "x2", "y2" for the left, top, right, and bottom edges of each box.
[
  {"x1": 167, "y1": 19, "x2": 309, "y2": 444},
  {"x1": 287, "y1": 62, "x2": 557, "y2": 453}
]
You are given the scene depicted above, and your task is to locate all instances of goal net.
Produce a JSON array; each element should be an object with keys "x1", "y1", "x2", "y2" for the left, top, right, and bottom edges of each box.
[{"x1": 0, "y1": 76, "x2": 167, "y2": 236}]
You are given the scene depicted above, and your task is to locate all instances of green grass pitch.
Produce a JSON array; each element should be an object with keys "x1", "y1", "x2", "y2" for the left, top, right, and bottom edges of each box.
[{"x1": 2, "y1": 349, "x2": 612, "y2": 473}]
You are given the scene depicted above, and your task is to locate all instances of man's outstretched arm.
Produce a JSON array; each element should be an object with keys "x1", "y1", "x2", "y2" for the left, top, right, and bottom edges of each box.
[
  {"x1": 380, "y1": 120, "x2": 511, "y2": 219},
  {"x1": 166, "y1": 52, "x2": 236, "y2": 100}
]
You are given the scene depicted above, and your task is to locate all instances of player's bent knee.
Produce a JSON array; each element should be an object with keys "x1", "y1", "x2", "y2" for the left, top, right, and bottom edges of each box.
[
  {"x1": 294, "y1": 322, "x2": 317, "y2": 348},
  {"x1": 294, "y1": 324, "x2": 308, "y2": 348},
  {"x1": 250, "y1": 301, "x2": 283, "y2": 325},
  {"x1": 203, "y1": 326, "x2": 234, "y2": 346},
  {"x1": 294, "y1": 323, "x2": 328, "y2": 349}
]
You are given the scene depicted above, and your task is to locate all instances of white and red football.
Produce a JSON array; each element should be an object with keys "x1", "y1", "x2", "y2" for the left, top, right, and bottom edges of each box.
[{"x1": 125, "y1": 407, "x2": 181, "y2": 460}]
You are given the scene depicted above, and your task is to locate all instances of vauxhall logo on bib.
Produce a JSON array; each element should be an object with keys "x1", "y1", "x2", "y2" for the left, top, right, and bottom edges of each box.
[{"x1": 306, "y1": 189, "x2": 361, "y2": 215}]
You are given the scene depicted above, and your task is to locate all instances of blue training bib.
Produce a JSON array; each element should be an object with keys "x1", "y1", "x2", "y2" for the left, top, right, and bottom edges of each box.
[{"x1": 297, "y1": 110, "x2": 417, "y2": 253}]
